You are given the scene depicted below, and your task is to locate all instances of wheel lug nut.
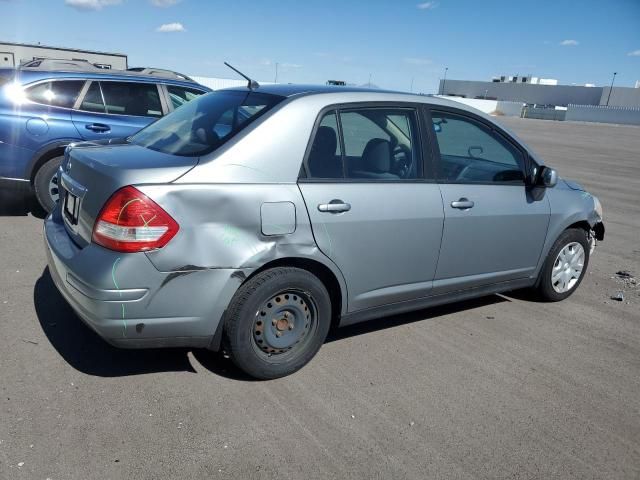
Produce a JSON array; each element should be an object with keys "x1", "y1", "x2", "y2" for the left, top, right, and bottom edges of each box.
[
  {"x1": 272, "y1": 319, "x2": 277, "y2": 326},
  {"x1": 276, "y1": 332, "x2": 282, "y2": 337},
  {"x1": 288, "y1": 325, "x2": 293, "y2": 330}
]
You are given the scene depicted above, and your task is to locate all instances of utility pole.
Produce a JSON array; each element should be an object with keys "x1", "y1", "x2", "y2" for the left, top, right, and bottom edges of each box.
[
  {"x1": 441, "y1": 66, "x2": 448, "y2": 95},
  {"x1": 410, "y1": 77, "x2": 414, "y2": 93},
  {"x1": 605, "y1": 71, "x2": 617, "y2": 106},
  {"x1": 368, "y1": 73, "x2": 372, "y2": 88},
  {"x1": 274, "y1": 62, "x2": 279, "y2": 83}
]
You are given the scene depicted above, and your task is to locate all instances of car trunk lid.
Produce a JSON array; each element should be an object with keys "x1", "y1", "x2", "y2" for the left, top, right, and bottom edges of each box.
[{"x1": 59, "y1": 140, "x2": 198, "y2": 246}]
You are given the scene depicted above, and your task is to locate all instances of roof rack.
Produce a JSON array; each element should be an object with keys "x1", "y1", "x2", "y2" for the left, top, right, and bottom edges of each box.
[
  {"x1": 126, "y1": 67, "x2": 194, "y2": 82},
  {"x1": 18, "y1": 59, "x2": 196, "y2": 83},
  {"x1": 20, "y1": 58, "x2": 103, "y2": 72}
]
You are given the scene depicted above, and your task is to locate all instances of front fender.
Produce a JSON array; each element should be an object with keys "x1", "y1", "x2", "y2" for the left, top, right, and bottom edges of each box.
[{"x1": 532, "y1": 187, "x2": 601, "y2": 278}]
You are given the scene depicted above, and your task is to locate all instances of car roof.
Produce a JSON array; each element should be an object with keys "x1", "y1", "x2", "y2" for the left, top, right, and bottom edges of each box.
[
  {"x1": 224, "y1": 83, "x2": 404, "y2": 97},
  {"x1": 222, "y1": 83, "x2": 535, "y2": 160},
  {"x1": 2, "y1": 68, "x2": 210, "y2": 90},
  {"x1": 223, "y1": 83, "x2": 482, "y2": 111}
]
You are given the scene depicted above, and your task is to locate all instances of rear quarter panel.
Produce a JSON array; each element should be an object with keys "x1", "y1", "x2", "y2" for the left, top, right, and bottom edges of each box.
[{"x1": 138, "y1": 183, "x2": 349, "y2": 311}]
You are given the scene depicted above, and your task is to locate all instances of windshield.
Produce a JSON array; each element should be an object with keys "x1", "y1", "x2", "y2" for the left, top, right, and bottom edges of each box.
[{"x1": 130, "y1": 90, "x2": 283, "y2": 157}]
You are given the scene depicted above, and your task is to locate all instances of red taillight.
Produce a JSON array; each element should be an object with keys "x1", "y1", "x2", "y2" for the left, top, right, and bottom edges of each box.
[{"x1": 92, "y1": 186, "x2": 179, "y2": 253}]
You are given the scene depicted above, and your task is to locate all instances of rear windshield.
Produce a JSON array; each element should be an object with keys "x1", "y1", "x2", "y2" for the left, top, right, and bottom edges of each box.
[{"x1": 129, "y1": 90, "x2": 283, "y2": 156}]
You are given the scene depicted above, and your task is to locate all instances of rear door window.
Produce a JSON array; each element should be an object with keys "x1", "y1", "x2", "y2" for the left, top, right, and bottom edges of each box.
[
  {"x1": 25, "y1": 80, "x2": 84, "y2": 108},
  {"x1": 306, "y1": 111, "x2": 343, "y2": 179},
  {"x1": 166, "y1": 85, "x2": 206, "y2": 109},
  {"x1": 304, "y1": 107, "x2": 422, "y2": 180},
  {"x1": 79, "y1": 82, "x2": 105, "y2": 113},
  {"x1": 100, "y1": 81, "x2": 163, "y2": 117}
]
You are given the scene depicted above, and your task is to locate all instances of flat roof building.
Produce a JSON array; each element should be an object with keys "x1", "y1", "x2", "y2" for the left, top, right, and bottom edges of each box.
[
  {"x1": 0, "y1": 41, "x2": 127, "y2": 70},
  {"x1": 440, "y1": 78, "x2": 640, "y2": 108}
]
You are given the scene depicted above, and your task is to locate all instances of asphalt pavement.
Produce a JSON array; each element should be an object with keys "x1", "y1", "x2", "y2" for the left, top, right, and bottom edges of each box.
[{"x1": 1, "y1": 117, "x2": 639, "y2": 479}]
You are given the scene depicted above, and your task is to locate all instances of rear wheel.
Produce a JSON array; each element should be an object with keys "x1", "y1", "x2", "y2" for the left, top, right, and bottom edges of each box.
[
  {"x1": 223, "y1": 267, "x2": 331, "y2": 379},
  {"x1": 536, "y1": 228, "x2": 590, "y2": 301},
  {"x1": 33, "y1": 155, "x2": 63, "y2": 213}
]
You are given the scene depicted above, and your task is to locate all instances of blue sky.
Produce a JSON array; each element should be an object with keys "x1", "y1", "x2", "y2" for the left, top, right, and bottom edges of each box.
[{"x1": 2, "y1": 0, "x2": 639, "y2": 92}]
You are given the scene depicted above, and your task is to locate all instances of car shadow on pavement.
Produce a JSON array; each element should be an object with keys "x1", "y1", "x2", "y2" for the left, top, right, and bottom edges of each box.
[
  {"x1": 326, "y1": 295, "x2": 510, "y2": 344},
  {"x1": 0, "y1": 191, "x2": 46, "y2": 218},
  {"x1": 34, "y1": 266, "x2": 513, "y2": 380},
  {"x1": 193, "y1": 296, "x2": 511, "y2": 381},
  {"x1": 34, "y1": 268, "x2": 197, "y2": 377}
]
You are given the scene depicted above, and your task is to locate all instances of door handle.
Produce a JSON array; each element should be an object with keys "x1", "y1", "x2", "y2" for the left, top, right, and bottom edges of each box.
[
  {"x1": 451, "y1": 198, "x2": 475, "y2": 209},
  {"x1": 85, "y1": 123, "x2": 110, "y2": 133},
  {"x1": 318, "y1": 200, "x2": 351, "y2": 213}
]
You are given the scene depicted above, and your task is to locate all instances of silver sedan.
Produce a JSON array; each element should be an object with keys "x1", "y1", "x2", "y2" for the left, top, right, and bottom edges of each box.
[{"x1": 44, "y1": 84, "x2": 605, "y2": 379}]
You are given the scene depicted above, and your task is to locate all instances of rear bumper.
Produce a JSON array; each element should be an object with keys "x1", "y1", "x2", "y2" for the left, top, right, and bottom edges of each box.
[{"x1": 44, "y1": 209, "x2": 246, "y2": 349}]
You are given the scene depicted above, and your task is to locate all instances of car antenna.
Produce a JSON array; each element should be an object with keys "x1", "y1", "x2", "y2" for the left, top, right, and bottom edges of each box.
[{"x1": 224, "y1": 62, "x2": 260, "y2": 90}]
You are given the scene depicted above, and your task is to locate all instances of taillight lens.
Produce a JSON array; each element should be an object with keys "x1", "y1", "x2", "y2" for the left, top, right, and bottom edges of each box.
[{"x1": 92, "y1": 186, "x2": 179, "y2": 253}]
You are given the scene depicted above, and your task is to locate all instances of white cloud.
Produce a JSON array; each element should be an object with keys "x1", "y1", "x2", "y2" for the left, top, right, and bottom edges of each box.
[
  {"x1": 417, "y1": 1, "x2": 438, "y2": 9},
  {"x1": 560, "y1": 39, "x2": 579, "y2": 46},
  {"x1": 628, "y1": 49, "x2": 640, "y2": 57},
  {"x1": 150, "y1": 0, "x2": 180, "y2": 7},
  {"x1": 64, "y1": 0, "x2": 121, "y2": 11},
  {"x1": 156, "y1": 22, "x2": 186, "y2": 32},
  {"x1": 404, "y1": 57, "x2": 432, "y2": 66},
  {"x1": 260, "y1": 59, "x2": 301, "y2": 68}
]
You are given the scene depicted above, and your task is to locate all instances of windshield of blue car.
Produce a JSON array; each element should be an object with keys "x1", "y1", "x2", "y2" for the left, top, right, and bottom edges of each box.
[{"x1": 129, "y1": 90, "x2": 284, "y2": 157}]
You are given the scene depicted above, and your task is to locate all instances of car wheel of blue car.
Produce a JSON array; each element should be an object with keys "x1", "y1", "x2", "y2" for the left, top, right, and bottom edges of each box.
[
  {"x1": 34, "y1": 155, "x2": 63, "y2": 213},
  {"x1": 223, "y1": 267, "x2": 332, "y2": 380}
]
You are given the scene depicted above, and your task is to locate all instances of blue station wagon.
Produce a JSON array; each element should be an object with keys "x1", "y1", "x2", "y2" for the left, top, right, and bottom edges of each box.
[{"x1": 0, "y1": 59, "x2": 209, "y2": 211}]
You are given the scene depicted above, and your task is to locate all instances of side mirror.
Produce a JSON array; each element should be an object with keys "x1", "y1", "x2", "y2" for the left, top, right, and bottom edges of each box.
[{"x1": 538, "y1": 166, "x2": 558, "y2": 188}]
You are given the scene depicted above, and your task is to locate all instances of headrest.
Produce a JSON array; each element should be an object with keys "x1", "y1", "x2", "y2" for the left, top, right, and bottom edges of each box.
[
  {"x1": 362, "y1": 138, "x2": 391, "y2": 173},
  {"x1": 312, "y1": 126, "x2": 338, "y2": 157}
]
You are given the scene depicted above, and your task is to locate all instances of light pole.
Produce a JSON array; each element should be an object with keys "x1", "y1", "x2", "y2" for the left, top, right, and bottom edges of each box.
[
  {"x1": 410, "y1": 77, "x2": 414, "y2": 93},
  {"x1": 605, "y1": 71, "x2": 617, "y2": 106},
  {"x1": 368, "y1": 73, "x2": 372, "y2": 88},
  {"x1": 441, "y1": 67, "x2": 448, "y2": 95}
]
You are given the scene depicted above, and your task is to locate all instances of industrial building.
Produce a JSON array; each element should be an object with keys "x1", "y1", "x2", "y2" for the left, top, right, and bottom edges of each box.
[
  {"x1": 0, "y1": 41, "x2": 127, "y2": 70},
  {"x1": 491, "y1": 74, "x2": 558, "y2": 85},
  {"x1": 439, "y1": 78, "x2": 640, "y2": 108}
]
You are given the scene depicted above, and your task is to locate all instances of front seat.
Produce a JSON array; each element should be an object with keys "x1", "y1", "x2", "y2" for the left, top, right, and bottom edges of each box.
[
  {"x1": 353, "y1": 138, "x2": 398, "y2": 179},
  {"x1": 308, "y1": 126, "x2": 342, "y2": 178}
]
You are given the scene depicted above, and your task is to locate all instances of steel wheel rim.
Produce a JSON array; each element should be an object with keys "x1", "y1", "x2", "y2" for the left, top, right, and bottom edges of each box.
[
  {"x1": 48, "y1": 173, "x2": 60, "y2": 204},
  {"x1": 252, "y1": 289, "x2": 317, "y2": 359},
  {"x1": 551, "y1": 241, "x2": 585, "y2": 293}
]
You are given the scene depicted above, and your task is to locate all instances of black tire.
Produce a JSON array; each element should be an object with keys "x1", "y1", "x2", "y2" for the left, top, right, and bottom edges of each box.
[
  {"x1": 223, "y1": 267, "x2": 332, "y2": 379},
  {"x1": 34, "y1": 156, "x2": 63, "y2": 214},
  {"x1": 536, "y1": 228, "x2": 590, "y2": 302}
]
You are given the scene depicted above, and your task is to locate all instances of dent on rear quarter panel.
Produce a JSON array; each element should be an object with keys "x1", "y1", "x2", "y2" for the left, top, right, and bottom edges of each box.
[{"x1": 138, "y1": 184, "x2": 341, "y2": 275}]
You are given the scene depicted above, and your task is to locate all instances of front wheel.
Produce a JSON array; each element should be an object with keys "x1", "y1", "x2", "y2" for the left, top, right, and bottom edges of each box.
[
  {"x1": 223, "y1": 267, "x2": 332, "y2": 379},
  {"x1": 536, "y1": 228, "x2": 590, "y2": 301},
  {"x1": 33, "y1": 156, "x2": 64, "y2": 213}
]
